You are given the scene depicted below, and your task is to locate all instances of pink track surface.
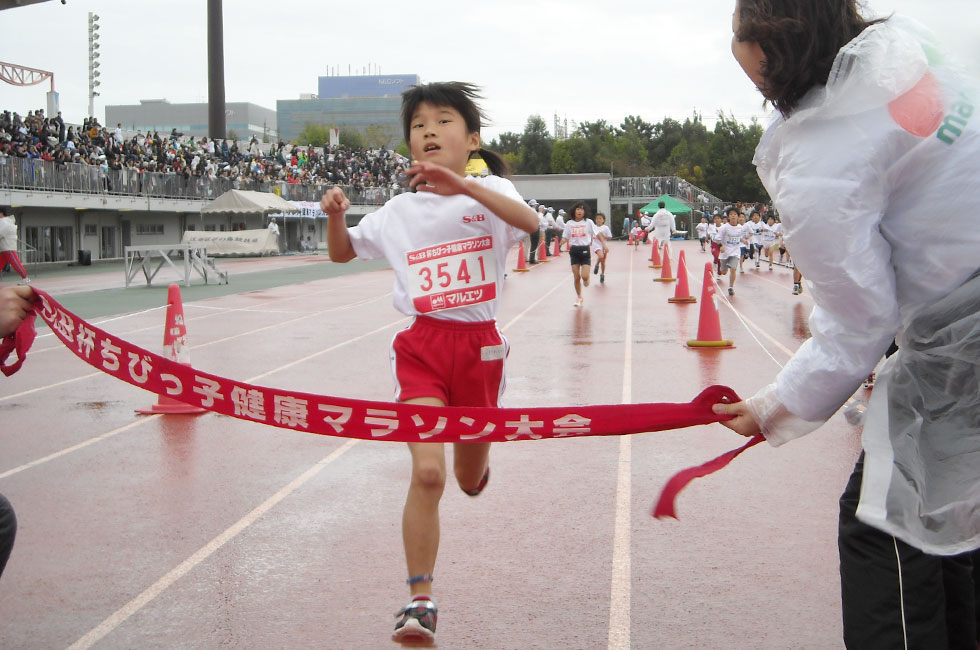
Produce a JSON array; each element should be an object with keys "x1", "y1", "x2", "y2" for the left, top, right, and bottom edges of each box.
[{"x1": 0, "y1": 242, "x2": 859, "y2": 648}]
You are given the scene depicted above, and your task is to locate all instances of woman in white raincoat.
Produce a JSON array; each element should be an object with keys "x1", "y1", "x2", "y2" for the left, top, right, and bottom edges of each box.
[{"x1": 714, "y1": 1, "x2": 980, "y2": 647}]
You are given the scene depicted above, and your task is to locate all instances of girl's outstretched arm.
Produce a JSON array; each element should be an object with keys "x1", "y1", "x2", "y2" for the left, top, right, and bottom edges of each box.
[
  {"x1": 408, "y1": 162, "x2": 538, "y2": 234},
  {"x1": 321, "y1": 187, "x2": 356, "y2": 262}
]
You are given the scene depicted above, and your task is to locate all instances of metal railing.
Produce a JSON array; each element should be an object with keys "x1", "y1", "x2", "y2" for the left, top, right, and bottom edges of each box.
[
  {"x1": 609, "y1": 175, "x2": 726, "y2": 214},
  {"x1": 0, "y1": 156, "x2": 399, "y2": 205}
]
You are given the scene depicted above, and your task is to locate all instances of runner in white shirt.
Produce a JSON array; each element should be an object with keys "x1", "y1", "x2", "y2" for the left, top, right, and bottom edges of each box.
[
  {"x1": 707, "y1": 213, "x2": 724, "y2": 274},
  {"x1": 748, "y1": 209, "x2": 765, "y2": 268},
  {"x1": 761, "y1": 215, "x2": 779, "y2": 270},
  {"x1": 321, "y1": 81, "x2": 538, "y2": 646},
  {"x1": 591, "y1": 212, "x2": 612, "y2": 283},
  {"x1": 695, "y1": 216, "x2": 709, "y2": 252},
  {"x1": 561, "y1": 201, "x2": 601, "y2": 307},
  {"x1": 645, "y1": 201, "x2": 677, "y2": 250},
  {"x1": 717, "y1": 206, "x2": 744, "y2": 295}
]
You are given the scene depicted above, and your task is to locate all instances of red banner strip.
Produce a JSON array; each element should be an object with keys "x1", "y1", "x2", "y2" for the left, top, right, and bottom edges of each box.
[
  {"x1": 2, "y1": 289, "x2": 763, "y2": 518},
  {"x1": 652, "y1": 435, "x2": 765, "y2": 519},
  {"x1": 2, "y1": 289, "x2": 743, "y2": 445}
]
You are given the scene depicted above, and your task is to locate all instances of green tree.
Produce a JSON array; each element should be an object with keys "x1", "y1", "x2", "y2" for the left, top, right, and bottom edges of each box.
[
  {"x1": 703, "y1": 113, "x2": 767, "y2": 202},
  {"x1": 519, "y1": 115, "x2": 553, "y2": 174},
  {"x1": 297, "y1": 123, "x2": 330, "y2": 147},
  {"x1": 364, "y1": 123, "x2": 398, "y2": 149},
  {"x1": 338, "y1": 128, "x2": 364, "y2": 149}
]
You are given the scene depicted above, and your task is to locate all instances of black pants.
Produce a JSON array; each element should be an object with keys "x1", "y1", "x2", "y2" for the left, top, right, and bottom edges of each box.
[
  {"x1": 0, "y1": 492, "x2": 16, "y2": 579},
  {"x1": 528, "y1": 230, "x2": 540, "y2": 262},
  {"x1": 839, "y1": 453, "x2": 977, "y2": 648}
]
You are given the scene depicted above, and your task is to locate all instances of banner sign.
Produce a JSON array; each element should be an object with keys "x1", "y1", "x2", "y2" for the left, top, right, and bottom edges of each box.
[{"x1": 0, "y1": 289, "x2": 758, "y2": 518}]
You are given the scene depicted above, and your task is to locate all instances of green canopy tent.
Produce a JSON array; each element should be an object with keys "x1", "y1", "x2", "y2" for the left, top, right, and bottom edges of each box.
[{"x1": 638, "y1": 194, "x2": 692, "y2": 215}]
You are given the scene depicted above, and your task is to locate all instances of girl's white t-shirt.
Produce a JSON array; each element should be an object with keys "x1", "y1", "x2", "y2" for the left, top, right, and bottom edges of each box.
[
  {"x1": 562, "y1": 218, "x2": 599, "y2": 248},
  {"x1": 592, "y1": 224, "x2": 612, "y2": 251},
  {"x1": 348, "y1": 175, "x2": 525, "y2": 322},
  {"x1": 696, "y1": 222, "x2": 709, "y2": 239}
]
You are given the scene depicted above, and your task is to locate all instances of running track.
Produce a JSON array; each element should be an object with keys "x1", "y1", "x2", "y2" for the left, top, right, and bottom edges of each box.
[{"x1": 0, "y1": 241, "x2": 861, "y2": 648}]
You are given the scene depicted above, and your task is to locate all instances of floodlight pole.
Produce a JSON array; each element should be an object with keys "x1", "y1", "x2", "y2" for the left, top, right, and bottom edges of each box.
[{"x1": 207, "y1": 0, "x2": 226, "y2": 140}]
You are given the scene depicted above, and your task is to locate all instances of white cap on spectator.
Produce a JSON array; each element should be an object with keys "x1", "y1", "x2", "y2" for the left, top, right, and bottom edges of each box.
[
  {"x1": 547, "y1": 206, "x2": 554, "y2": 213},
  {"x1": 558, "y1": 209, "x2": 566, "y2": 216},
  {"x1": 528, "y1": 199, "x2": 538, "y2": 207}
]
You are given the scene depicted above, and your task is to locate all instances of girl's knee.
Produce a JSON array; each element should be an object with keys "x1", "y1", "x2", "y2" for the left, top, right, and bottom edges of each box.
[{"x1": 412, "y1": 460, "x2": 447, "y2": 492}]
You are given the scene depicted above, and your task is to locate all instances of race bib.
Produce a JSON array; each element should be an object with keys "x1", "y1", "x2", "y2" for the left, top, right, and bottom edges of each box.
[{"x1": 406, "y1": 236, "x2": 498, "y2": 314}]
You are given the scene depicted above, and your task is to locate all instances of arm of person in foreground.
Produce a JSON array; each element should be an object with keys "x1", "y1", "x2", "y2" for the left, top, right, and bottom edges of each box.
[
  {"x1": 715, "y1": 145, "x2": 897, "y2": 445},
  {"x1": 320, "y1": 187, "x2": 356, "y2": 262},
  {"x1": 408, "y1": 162, "x2": 538, "y2": 234},
  {"x1": 0, "y1": 285, "x2": 35, "y2": 338}
]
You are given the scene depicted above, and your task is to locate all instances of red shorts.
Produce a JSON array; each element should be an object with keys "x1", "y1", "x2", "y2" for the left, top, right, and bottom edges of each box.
[
  {"x1": 390, "y1": 316, "x2": 508, "y2": 407},
  {"x1": 711, "y1": 241, "x2": 721, "y2": 263}
]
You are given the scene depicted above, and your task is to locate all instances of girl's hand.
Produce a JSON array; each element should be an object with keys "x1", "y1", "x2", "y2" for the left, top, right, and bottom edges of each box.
[
  {"x1": 320, "y1": 187, "x2": 350, "y2": 218},
  {"x1": 407, "y1": 162, "x2": 470, "y2": 197},
  {"x1": 712, "y1": 401, "x2": 762, "y2": 438}
]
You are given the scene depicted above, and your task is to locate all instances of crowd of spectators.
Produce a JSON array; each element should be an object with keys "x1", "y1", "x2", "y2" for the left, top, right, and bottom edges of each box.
[{"x1": 0, "y1": 108, "x2": 410, "y2": 193}]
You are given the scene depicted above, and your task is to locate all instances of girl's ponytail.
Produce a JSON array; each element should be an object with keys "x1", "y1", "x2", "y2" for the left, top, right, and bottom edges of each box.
[{"x1": 476, "y1": 148, "x2": 509, "y2": 177}]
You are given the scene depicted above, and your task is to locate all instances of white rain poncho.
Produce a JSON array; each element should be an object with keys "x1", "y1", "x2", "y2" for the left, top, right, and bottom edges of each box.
[
  {"x1": 744, "y1": 16, "x2": 980, "y2": 554},
  {"x1": 0, "y1": 216, "x2": 17, "y2": 252},
  {"x1": 646, "y1": 208, "x2": 676, "y2": 246}
]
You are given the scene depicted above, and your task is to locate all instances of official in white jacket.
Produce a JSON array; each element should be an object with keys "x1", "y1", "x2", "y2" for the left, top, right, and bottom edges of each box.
[
  {"x1": 645, "y1": 201, "x2": 677, "y2": 249},
  {"x1": 716, "y1": 2, "x2": 980, "y2": 647}
]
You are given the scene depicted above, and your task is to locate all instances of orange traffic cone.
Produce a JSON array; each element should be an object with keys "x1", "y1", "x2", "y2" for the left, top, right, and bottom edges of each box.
[
  {"x1": 654, "y1": 243, "x2": 676, "y2": 283},
  {"x1": 136, "y1": 284, "x2": 208, "y2": 414},
  {"x1": 628, "y1": 231, "x2": 634, "y2": 246},
  {"x1": 686, "y1": 263, "x2": 735, "y2": 348},
  {"x1": 538, "y1": 236, "x2": 550, "y2": 262},
  {"x1": 514, "y1": 241, "x2": 530, "y2": 272},
  {"x1": 649, "y1": 240, "x2": 662, "y2": 268},
  {"x1": 669, "y1": 250, "x2": 697, "y2": 303},
  {"x1": 553, "y1": 235, "x2": 561, "y2": 256}
]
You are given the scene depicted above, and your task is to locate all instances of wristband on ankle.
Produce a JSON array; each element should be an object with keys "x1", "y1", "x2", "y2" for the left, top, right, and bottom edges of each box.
[{"x1": 406, "y1": 574, "x2": 434, "y2": 585}]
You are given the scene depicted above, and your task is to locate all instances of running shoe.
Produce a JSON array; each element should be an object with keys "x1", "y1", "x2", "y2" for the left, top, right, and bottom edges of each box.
[
  {"x1": 728, "y1": 287, "x2": 734, "y2": 296},
  {"x1": 593, "y1": 262, "x2": 599, "y2": 275},
  {"x1": 463, "y1": 466, "x2": 490, "y2": 497},
  {"x1": 755, "y1": 260, "x2": 760, "y2": 268},
  {"x1": 600, "y1": 274, "x2": 605, "y2": 283},
  {"x1": 574, "y1": 297, "x2": 584, "y2": 308},
  {"x1": 393, "y1": 597, "x2": 437, "y2": 645},
  {"x1": 792, "y1": 283, "x2": 801, "y2": 295},
  {"x1": 18, "y1": 277, "x2": 31, "y2": 285}
]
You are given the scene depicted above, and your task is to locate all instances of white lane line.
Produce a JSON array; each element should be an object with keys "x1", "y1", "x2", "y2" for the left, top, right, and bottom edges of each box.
[
  {"x1": 65, "y1": 439, "x2": 359, "y2": 650},
  {"x1": 0, "y1": 418, "x2": 158, "y2": 480},
  {"x1": 0, "y1": 294, "x2": 392, "y2": 402},
  {"x1": 0, "y1": 371, "x2": 101, "y2": 402},
  {"x1": 0, "y1": 313, "x2": 403, "y2": 477},
  {"x1": 608, "y1": 249, "x2": 634, "y2": 650}
]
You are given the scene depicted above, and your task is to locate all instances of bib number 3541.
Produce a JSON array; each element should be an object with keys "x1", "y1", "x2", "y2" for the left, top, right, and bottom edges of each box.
[{"x1": 406, "y1": 236, "x2": 497, "y2": 313}]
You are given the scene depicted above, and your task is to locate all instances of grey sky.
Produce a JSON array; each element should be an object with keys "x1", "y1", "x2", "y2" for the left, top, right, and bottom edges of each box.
[{"x1": 1, "y1": 1, "x2": 977, "y2": 142}]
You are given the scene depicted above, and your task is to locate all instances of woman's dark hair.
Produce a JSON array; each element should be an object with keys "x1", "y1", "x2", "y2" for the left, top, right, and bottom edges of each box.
[
  {"x1": 569, "y1": 201, "x2": 591, "y2": 220},
  {"x1": 735, "y1": 0, "x2": 881, "y2": 116},
  {"x1": 400, "y1": 81, "x2": 509, "y2": 176}
]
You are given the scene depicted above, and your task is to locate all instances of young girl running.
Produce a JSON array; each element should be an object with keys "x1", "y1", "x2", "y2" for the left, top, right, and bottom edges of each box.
[
  {"x1": 321, "y1": 82, "x2": 537, "y2": 646},
  {"x1": 591, "y1": 212, "x2": 612, "y2": 283},
  {"x1": 716, "y1": 2, "x2": 980, "y2": 645},
  {"x1": 561, "y1": 201, "x2": 601, "y2": 306}
]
